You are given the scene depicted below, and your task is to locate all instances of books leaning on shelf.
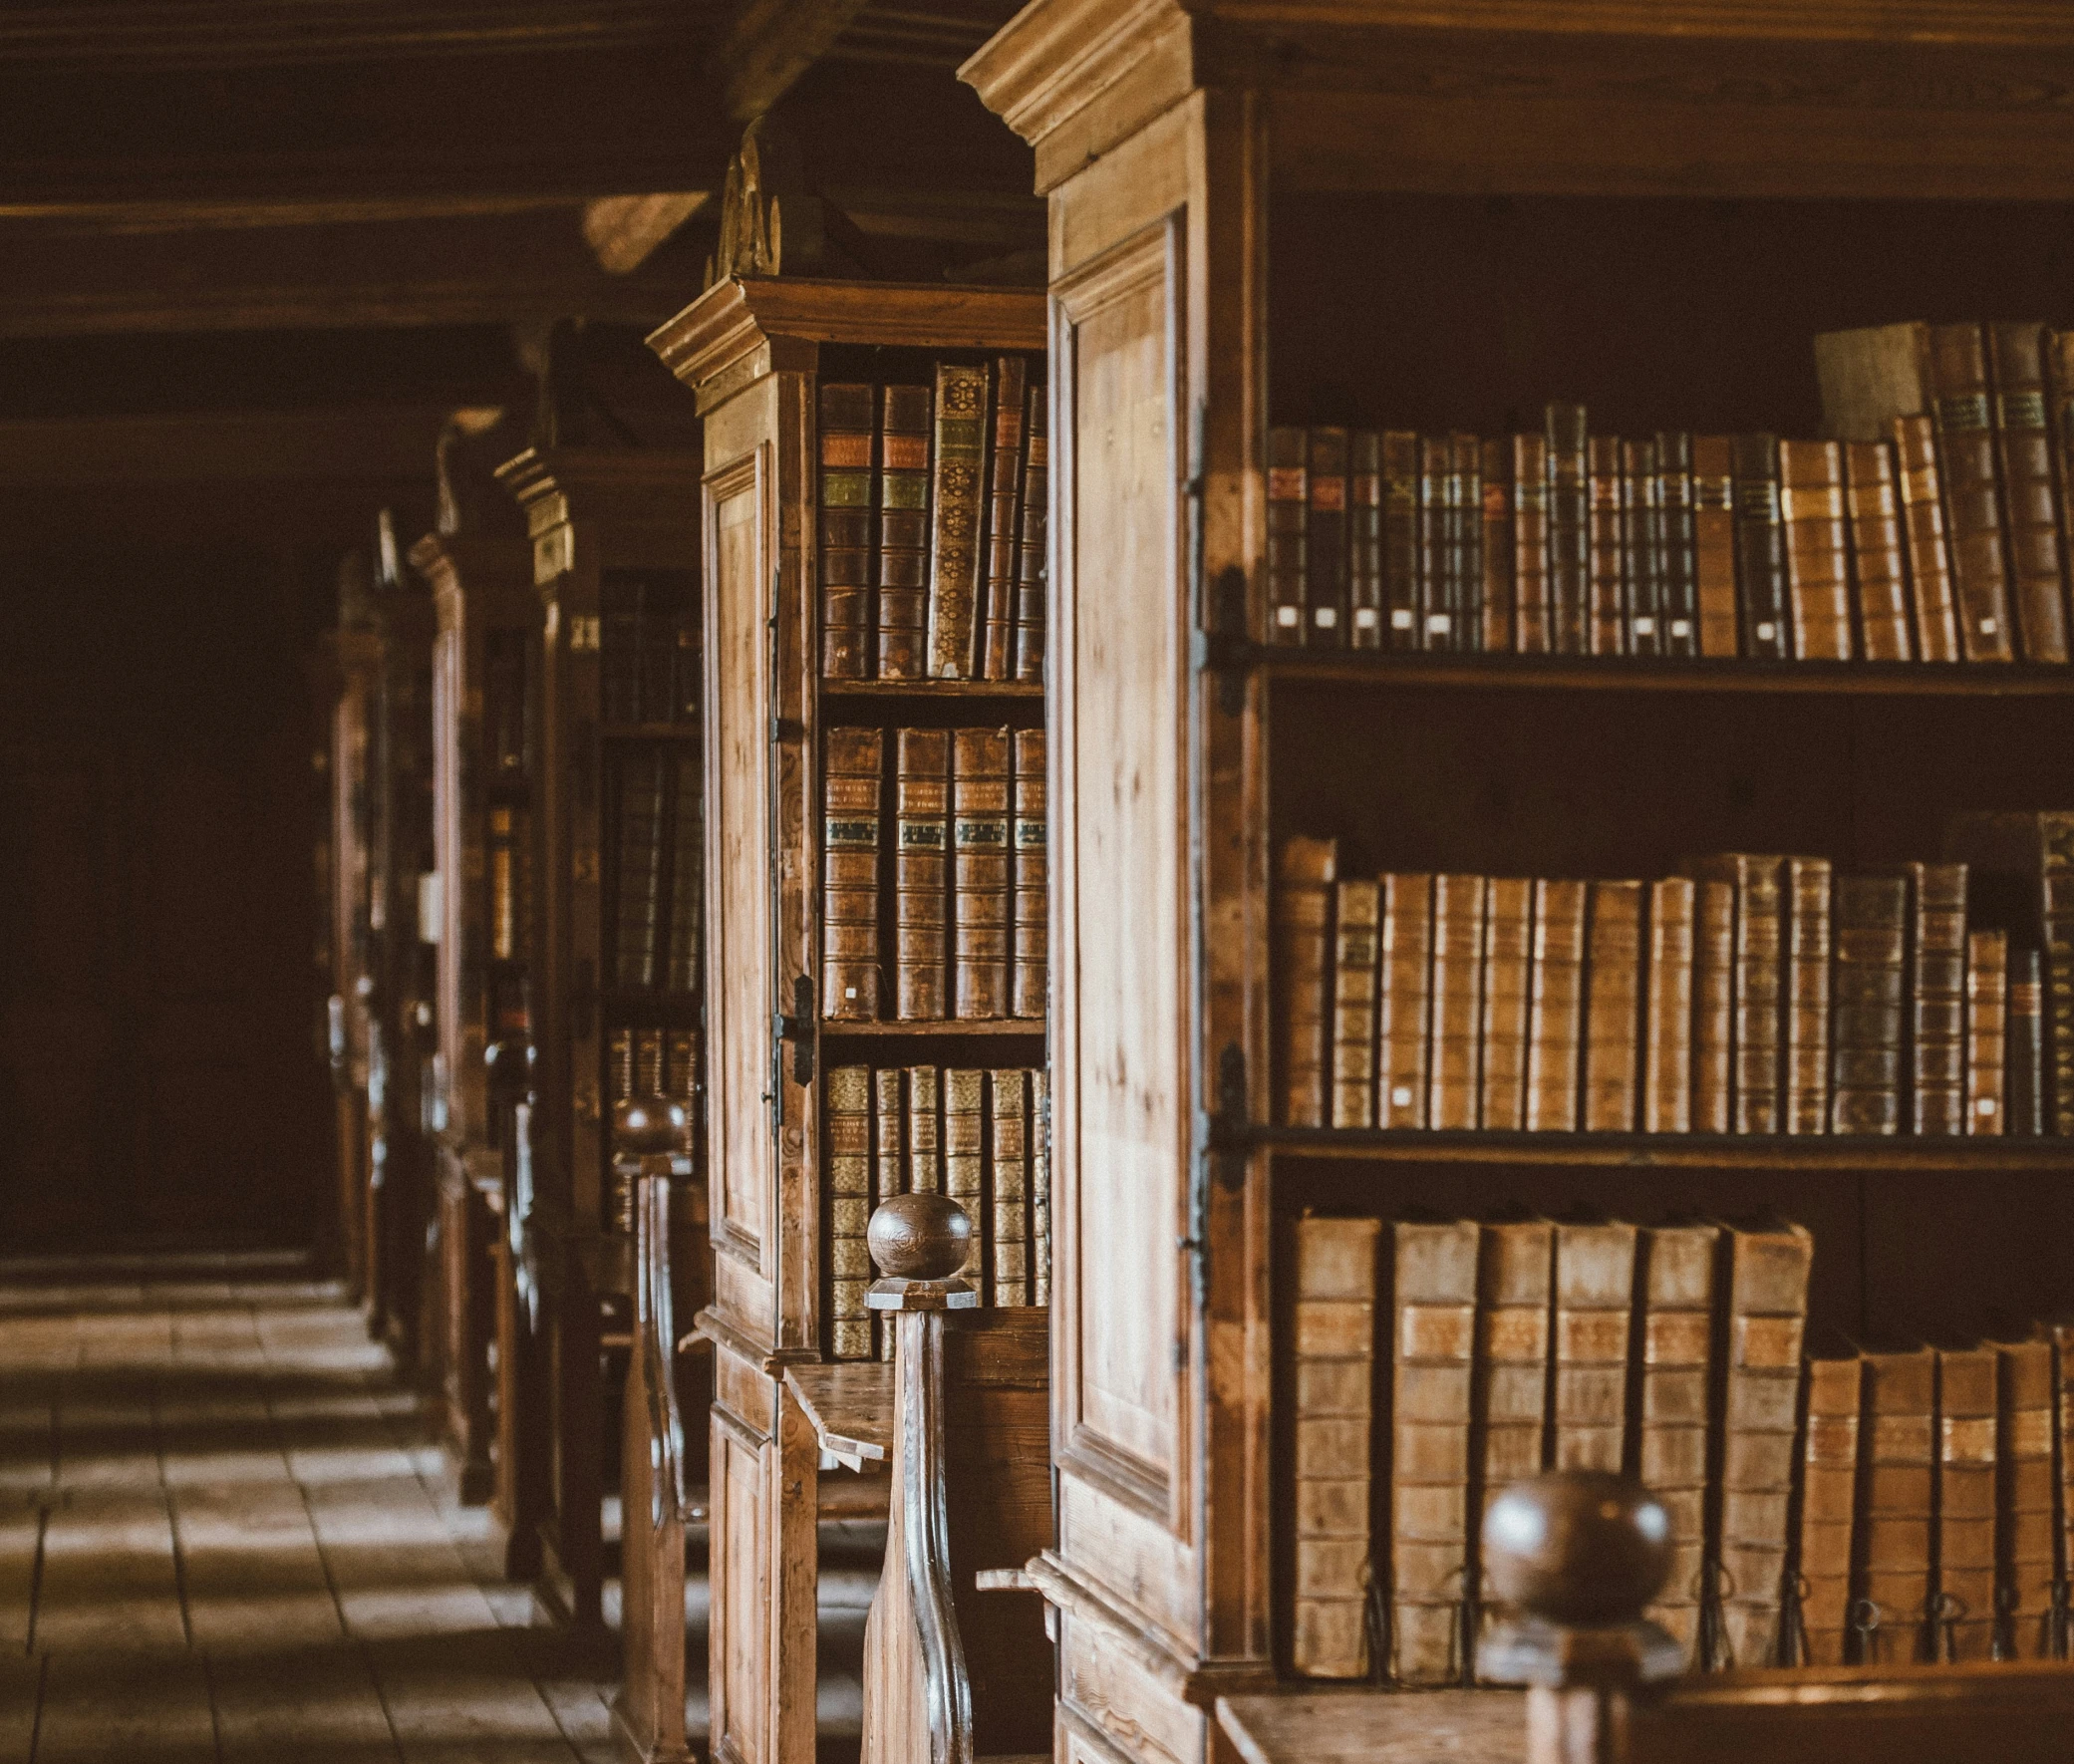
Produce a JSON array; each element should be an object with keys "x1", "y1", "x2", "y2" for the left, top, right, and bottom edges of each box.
[
  {"x1": 1276, "y1": 816, "x2": 2074, "y2": 1139},
  {"x1": 609, "y1": 744, "x2": 702, "y2": 999},
  {"x1": 1266, "y1": 320, "x2": 2074, "y2": 666},
  {"x1": 822, "y1": 1063, "x2": 1049, "y2": 1358}
]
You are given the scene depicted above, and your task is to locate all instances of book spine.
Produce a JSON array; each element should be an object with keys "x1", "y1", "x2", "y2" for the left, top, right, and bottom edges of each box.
[
  {"x1": 1908, "y1": 862, "x2": 1969, "y2": 1134},
  {"x1": 1892, "y1": 415, "x2": 1961, "y2": 663},
  {"x1": 1928, "y1": 323, "x2": 2017, "y2": 663},
  {"x1": 951, "y1": 727, "x2": 1012, "y2": 1021},
  {"x1": 1350, "y1": 431, "x2": 1384, "y2": 650},
  {"x1": 667, "y1": 753, "x2": 703, "y2": 992},
  {"x1": 980, "y1": 357, "x2": 1029, "y2": 681},
  {"x1": 1968, "y1": 927, "x2": 2007, "y2": 1135},
  {"x1": 1479, "y1": 876, "x2": 1533, "y2": 1130},
  {"x1": 1474, "y1": 1220, "x2": 1553, "y2": 1659},
  {"x1": 1582, "y1": 879, "x2": 1643, "y2": 1132},
  {"x1": 818, "y1": 383, "x2": 877, "y2": 680},
  {"x1": 893, "y1": 729, "x2": 950, "y2": 1022},
  {"x1": 1797, "y1": 1357, "x2": 1862, "y2": 1665},
  {"x1": 1266, "y1": 426, "x2": 1310, "y2": 646},
  {"x1": 666, "y1": 1029, "x2": 698, "y2": 1101},
  {"x1": 1552, "y1": 1221, "x2": 1636, "y2": 1472},
  {"x1": 1656, "y1": 432, "x2": 1699, "y2": 657},
  {"x1": 634, "y1": 1028, "x2": 665, "y2": 1097},
  {"x1": 1011, "y1": 729, "x2": 1047, "y2": 1022},
  {"x1": 1637, "y1": 1225, "x2": 1718, "y2": 1660},
  {"x1": 1291, "y1": 1216, "x2": 1380, "y2": 1679},
  {"x1": 1692, "y1": 435, "x2": 1741, "y2": 658},
  {"x1": 988, "y1": 1069, "x2": 1030, "y2": 1306},
  {"x1": 1428, "y1": 873, "x2": 1487, "y2": 1130},
  {"x1": 2052, "y1": 1325, "x2": 2074, "y2": 1636},
  {"x1": 943, "y1": 1068, "x2": 984, "y2": 1280},
  {"x1": 1014, "y1": 384, "x2": 1048, "y2": 684},
  {"x1": 1454, "y1": 432, "x2": 1483, "y2": 652},
  {"x1": 1512, "y1": 434, "x2": 1552, "y2": 655},
  {"x1": 1844, "y1": 439, "x2": 1915, "y2": 662},
  {"x1": 905, "y1": 1065, "x2": 942, "y2": 1196},
  {"x1": 1030, "y1": 1069, "x2": 1050, "y2": 1307},
  {"x1": 1587, "y1": 435, "x2": 1627, "y2": 656},
  {"x1": 1624, "y1": 438, "x2": 1663, "y2": 656},
  {"x1": 1308, "y1": 426, "x2": 1350, "y2": 648},
  {"x1": 1691, "y1": 878, "x2": 1734, "y2": 1133},
  {"x1": 2040, "y1": 815, "x2": 2074, "y2": 1136},
  {"x1": 1480, "y1": 438, "x2": 1513, "y2": 653},
  {"x1": 1525, "y1": 877, "x2": 1587, "y2": 1131},
  {"x1": 1732, "y1": 857, "x2": 1784, "y2": 1133},
  {"x1": 1545, "y1": 404, "x2": 1591, "y2": 655},
  {"x1": 1997, "y1": 1339, "x2": 2058, "y2": 1657},
  {"x1": 1990, "y1": 320, "x2": 2071, "y2": 663},
  {"x1": 873, "y1": 1067, "x2": 904, "y2": 1207},
  {"x1": 1862, "y1": 1348, "x2": 1936, "y2": 1661},
  {"x1": 1642, "y1": 877, "x2": 1694, "y2": 1134},
  {"x1": 1418, "y1": 435, "x2": 1452, "y2": 650},
  {"x1": 1331, "y1": 879, "x2": 1380, "y2": 1129},
  {"x1": 1276, "y1": 836, "x2": 1339, "y2": 1128},
  {"x1": 1784, "y1": 856, "x2": 1833, "y2": 1135},
  {"x1": 1937, "y1": 1347, "x2": 2001, "y2": 1661},
  {"x1": 1831, "y1": 874, "x2": 1906, "y2": 1135},
  {"x1": 614, "y1": 748, "x2": 666, "y2": 990},
  {"x1": 1731, "y1": 435, "x2": 1790, "y2": 660},
  {"x1": 1377, "y1": 872, "x2": 1433, "y2": 1128},
  {"x1": 821, "y1": 728, "x2": 884, "y2": 1021},
  {"x1": 2009, "y1": 947, "x2": 2045, "y2": 1136},
  {"x1": 1381, "y1": 431, "x2": 1420, "y2": 650},
  {"x1": 925, "y1": 364, "x2": 988, "y2": 679},
  {"x1": 877, "y1": 385, "x2": 932, "y2": 680},
  {"x1": 1780, "y1": 440, "x2": 1854, "y2": 662},
  {"x1": 826, "y1": 1064, "x2": 874, "y2": 1359}
]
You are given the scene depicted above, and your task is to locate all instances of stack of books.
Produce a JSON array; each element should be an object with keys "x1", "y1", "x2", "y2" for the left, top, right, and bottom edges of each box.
[
  {"x1": 824, "y1": 1064, "x2": 1050, "y2": 1358},
  {"x1": 609, "y1": 748, "x2": 702, "y2": 998},
  {"x1": 1276, "y1": 811, "x2": 2074, "y2": 1138}
]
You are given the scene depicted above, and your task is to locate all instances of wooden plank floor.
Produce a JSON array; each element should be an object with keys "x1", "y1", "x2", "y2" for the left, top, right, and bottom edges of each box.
[{"x1": 0, "y1": 1250, "x2": 620, "y2": 1762}]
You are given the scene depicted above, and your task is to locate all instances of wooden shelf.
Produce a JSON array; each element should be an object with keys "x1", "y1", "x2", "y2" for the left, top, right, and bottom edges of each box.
[
  {"x1": 1261, "y1": 1126, "x2": 2074, "y2": 1172},
  {"x1": 819, "y1": 678, "x2": 1044, "y2": 700},
  {"x1": 820, "y1": 1018, "x2": 1046, "y2": 1038}
]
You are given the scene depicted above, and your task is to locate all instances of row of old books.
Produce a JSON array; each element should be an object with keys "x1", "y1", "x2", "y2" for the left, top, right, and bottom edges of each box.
[
  {"x1": 1267, "y1": 321, "x2": 2074, "y2": 665},
  {"x1": 825, "y1": 1064, "x2": 1050, "y2": 1359},
  {"x1": 610, "y1": 746, "x2": 702, "y2": 995},
  {"x1": 605, "y1": 1027, "x2": 700, "y2": 1234},
  {"x1": 823, "y1": 725, "x2": 1044, "y2": 1023},
  {"x1": 818, "y1": 361, "x2": 1046, "y2": 684},
  {"x1": 601, "y1": 569, "x2": 699, "y2": 727},
  {"x1": 1276, "y1": 816, "x2": 2074, "y2": 1137}
]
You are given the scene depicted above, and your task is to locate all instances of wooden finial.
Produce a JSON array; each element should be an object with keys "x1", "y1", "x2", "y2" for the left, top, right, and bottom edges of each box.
[
  {"x1": 613, "y1": 1096, "x2": 690, "y2": 1159},
  {"x1": 867, "y1": 1194, "x2": 973, "y2": 1284}
]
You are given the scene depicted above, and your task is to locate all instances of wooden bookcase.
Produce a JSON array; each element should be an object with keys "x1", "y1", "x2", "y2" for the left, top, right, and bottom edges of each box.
[
  {"x1": 646, "y1": 276, "x2": 1052, "y2": 1764},
  {"x1": 963, "y1": 5, "x2": 2074, "y2": 1760},
  {"x1": 326, "y1": 598, "x2": 381, "y2": 1302},
  {"x1": 493, "y1": 444, "x2": 704, "y2": 1628}
]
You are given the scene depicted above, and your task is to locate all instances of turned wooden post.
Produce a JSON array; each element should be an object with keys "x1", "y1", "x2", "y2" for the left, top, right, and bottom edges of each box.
[
  {"x1": 1477, "y1": 1472, "x2": 1684, "y2": 1764},
  {"x1": 861, "y1": 1194, "x2": 980, "y2": 1764}
]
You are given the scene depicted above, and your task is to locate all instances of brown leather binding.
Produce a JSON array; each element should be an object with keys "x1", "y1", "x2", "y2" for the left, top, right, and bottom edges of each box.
[
  {"x1": 1267, "y1": 425, "x2": 1309, "y2": 646},
  {"x1": 1526, "y1": 877, "x2": 1587, "y2": 1132},
  {"x1": 1013, "y1": 382, "x2": 1047, "y2": 684},
  {"x1": 1331, "y1": 878, "x2": 1380, "y2": 1129},
  {"x1": 1937, "y1": 1346, "x2": 2000, "y2": 1660},
  {"x1": 1379, "y1": 871, "x2": 1434, "y2": 1129},
  {"x1": 1831, "y1": 874, "x2": 1906, "y2": 1135},
  {"x1": 1862, "y1": 1346, "x2": 1936, "y2": 1662},
  {"x1": 1551, "y1": 1220, "x2": 1636, "y2": 1472},
  {"x1": 1692, "y1": 877, "x2": 1734, "y2": 1133},
  {"x1": 1428, "y1": 873, "x2": 1488, "y2": 1130},
  {"x1": 1309, "y1": 425, "x2": 1351, "y2": 648},
  {"x1": 1030, "y1": 1068, "x2": 1050, "y2": 1307},
  {"x1": 1010, "y1": 728, "x2": 1046, "y2": 1021},
  {"x1": 951, "y1": 726, "x2": 1012, "y2": 1020},
  {"x1": 904, "y1": 1064, "x2": 943, "y2": 1197},
  {"x1": 926, "y1": 363, "x2": 990, "y2": 679},
  {"x1": 1583, "y1": 880, "x2": 1643, "y2": 1132},
  {"x1": 1927, "y1": 322, "x2": 2017, "y2": 663},
  {"x1": 980, "y1": 356, "x2": 1029, "y2": 681},
  {"x1": 1643, "y1": 877, "x2": 1694, "y2": 1134},
  {"x1": 876, "y1": 383, "x2": 932, "y2": 680},
  {"x1": 1382, "y1": 429, "x2": 1420, "y2": 650},
  {"x1": 1733, "y1": 434, "x2": 1791, "y2": 660},
  {"x1": 1545, "y1": 404, "x2": 1591, "y2": 655},
  {"x1": 1419, "y1": 434, "x2": 1455, "y2": 650},
  {"x1": 1481, "y1": 437, "x2": 1513, "y2": 654},
  {"x1": 819, "y1": 381, "x2": 877, "y2": 680},
  {"x1": 988, "y1": 1068, "x2": 1030, "y2": 1307},
  {"x1": 826, "y1": 1063, "x2": 875, "y2": 1358},
  {"x1": 1512, "y1": 432, "x2": 1552, "y2": 655},
  {"x1": 1986, "y1": 322, "x2": 2068, "y2": 663},
  {"x1": 1966, "y1": 928, "x2": 2007, "y2": 1136},
  {"x1": 1997, "y1": 1337, "x2": 2058, "y2": 1657},
  {"x1": 1624, "y1": 437, "x2": 1664, "y2": 657},
  {"x1": 873, "y1": 1066, "x2": 905, "y2": 1208},
  {"x1": 1587, "y1": 434, "x2": 1627, "y2": 656},
  {"x1": 1473, "y1": 1218, "x2": 1554, "y2": 1659},
  {"x1": 1275, "y1": 836, "x2": 1338, "y2": 1128},
  {"x1": 1349, "y1": 430, "x2": 1384, "y2": 650},
  {"x1": 1453, "y1": 432, "x2": 1483, "y2": 654},
  {"x1": 1903, "y1": 860, "x2": 1969, "y2": 1134},
  {"x1": 1657, "y1": 431, "x2": 1700, "y2": 657},
  {"x1": 942, "y1": 1067, "x2": 985, "y2": 1279},
  {"x1": 1892, "y1": 414, "x2": 1962, "y2": 663},
  {"x1": 1798, "y1": 1355, "x2": 1862, "y2": 1665},
  {"x1": 821, "y1": 726, "x2": 885, "y2": 1021},
  {"x1": 1784, "y1": 857, "x2": 1834, "y2": 1135},
  {"x1": 1639, "y1": 1223, "x2": 1719, "y2": 1661},
  {"x1": 1844, "y1": 439, "x2": 1915, "y2": 662},
  {"x1": 1692, "y1": 435, "x2": 1741, "y2": 658},
  {"x1": 894, "y1": 728, "x2": 950, "y2": 1021},
  {"x1": 1480, "y1": 876, "x2": 1533, "y2": 1130},
  {"x1": 1687, "y1": 854, "x2": 1784, "y2": 1134},
  {"x1": 2009, "y1": 947, "x2": 2045, "y2": 1135},
  {"x1": 1780, "y1": 441, "x2": 1854, "y2": 661}
]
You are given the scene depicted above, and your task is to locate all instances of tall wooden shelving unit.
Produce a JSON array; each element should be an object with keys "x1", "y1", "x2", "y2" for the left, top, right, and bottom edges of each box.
[
  {"x1": 963, "y1": 5, "x2": 2074, "y2": 1760},
  {"x1": 494, "y1": 444, "x2": 704, "y2": 1627},
  {"x1": 647, "y1": 276, "x2": 1052, "y2": 1764}
]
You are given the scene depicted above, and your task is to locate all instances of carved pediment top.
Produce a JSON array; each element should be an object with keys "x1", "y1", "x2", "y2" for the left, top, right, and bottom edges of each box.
[{"x1": 491, "y1": 443, "x2": 704, "y2": 511}]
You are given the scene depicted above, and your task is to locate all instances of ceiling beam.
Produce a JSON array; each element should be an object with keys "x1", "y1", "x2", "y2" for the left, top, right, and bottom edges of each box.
[
  {"x1": 717, "y1": 0, "x2": 875, "y2": 123},
  {"x1": 581, "y1": 192, "x2": 714, "y2": 274}
]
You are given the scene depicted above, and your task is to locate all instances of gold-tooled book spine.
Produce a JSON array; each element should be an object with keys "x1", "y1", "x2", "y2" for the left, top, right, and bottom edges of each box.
[
  {"x1": 980, "y1": 356, "x2": 1029, "y2": 681},
  {"x1": 927, "y1": 363, "x2": 989, "y2": 678},
  {"x1": 894, "y1": 728, "x2": 950, "y2": 1022},
  {"x1": 951, "y1": 727, "x2": 1012, "y2": 1021},
  {"x1": 821, "y1": 727, "x2": 885, "y2": 1021},
  {"x1": 877, "y1": 384, "x2": 933, "y2": 679},
  {"x1": 1012, "y1": 729, "x2": 1047, "y2": 1021},
  {"x1": 988, "y1": 1069, "x2": 1029, "y2": 1307},
  {"x1": 825, "y1": 1064, "x2": 874, "y2": 1360},
  {"x1": 819, "y1": 381, "x2": 877, "y2": 680}
]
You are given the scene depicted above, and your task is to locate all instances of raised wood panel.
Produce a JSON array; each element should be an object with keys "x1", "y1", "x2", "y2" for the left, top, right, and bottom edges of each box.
[
  {"x1": 713, "y1": 1411, "x2": 771, "y2": 1764},
  {"x1": 1058, "y1": 1608, "x2": 1201, "y2": 1764}
]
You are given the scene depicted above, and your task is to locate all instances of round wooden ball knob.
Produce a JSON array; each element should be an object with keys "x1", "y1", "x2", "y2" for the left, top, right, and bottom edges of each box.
[
  {"x1": 613, "y1": 1096, "x2": 690, "y2": 1156},
  {"x1": 867, "y1": 1194, "x2": 973, "y2": 1282},
  {"x1": 1481, "y1": 1471, "x2": 1672, "y2": 1626}
]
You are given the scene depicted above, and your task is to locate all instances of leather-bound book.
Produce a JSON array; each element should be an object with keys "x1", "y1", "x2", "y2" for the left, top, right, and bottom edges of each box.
[
  {"x1": 1586, "y1": 434, "x2": 1627, "y2": 656},
  {"x1": 1779, "y1": 441, "x2": 1854, "y2": 661},
  {"x1": 1011, "y1": 729, "x2": 1046, "y2": 1021},
  {"x1": 1966, "y1": 928, "x2": 2007, "y2": 1136},
  {"x1": 609, "y1": 1029, "x2": 634, "y2": 1103},
  {"x1": 1692, "y1": 878, "x2": 1734, "y2": 1134},
  {"x1": 1031, "y1": 1069, "x2": 1050, "y2": 1306},
  {"x1": 1266, "y1": 426, "x2": 1309, "y2": 647},
  {"x1": 906, "y1": 1065, "x2": 943, "y2": 1196},
  {"x1": 826, "y1": 1064, "x2": 874, "y2": 1359},
  {"x1": 1986, "y1": 322, "x2": 2068, "y2": 662},
  {"x1": 1686, "y1": 855, "x2": 1784, "y2": 1134},
  {"x1": 1428, "y1": 874, "x2": 1488, "y2": 1130},
  {"x1": 1545, "y1": 404, "x2": 1591, "y2": 655},
  {"x1": 1378, "y1": 872, "x2": 1434, "y2": 1129},
  {"x1": 877, "y1": 384, "x2": 932, "y2": 679},
  {"x1": 666, "y1": 1029, "x2": 698, "y2": 1099},
  {"x1": 1480, "y1": 438, "x2": 1513, "y2": 653},
  {"x1": 1926, "y1": 323, "x2": 2018, "y2": 663},
  {"x1": 1715, "y1": 1220, "x2": 1813, "y2": 1668},
  {"x1": 819, "y1": 382, "x2": 877, "y2": 679},
  {"x1": 1637, "y1": 1223, "x2": 1718, "y2": 1660},
  {"x1": 1308, "y1": 426, "x2": 1350, "y2": 648},
  {"x1": 1732, "y1": 435, "x2": 1791, "y2": 660},
  {"x1": 2044, "y1": 1321, "x2": 2074, "y2": 1626},
  {"x1": 1831, "y1": 874, "x2": 1906, "y2": 1136},
  {"x1": 1349, "y1": 431, "x2": 1384, "y2": 650},
  {"x1": 821, "y1": 727, "x2": 884, "y2": 1021},
  {"x1": 1891, "y1": 416, "x2": 1961, "y2": 663},
  {"x1": 2009, "y1": 947, "x2": 2045, "y2": 1135},
  {"x1": 1901, "y1": 861, "x2": 1968, "y2": 1134},
  {"x1": 1512, "y1": 433, "x2": 1552, "y2": 655},
  {"x1": 951, "y1": 727, "x2": 1012, "y2": 1020},
  {"x1": 1275, "y1": 836, "x2": 1339, "y2": 1128},
  {"x1": 1656, "y1": 432, "x2": 1699, "y2": 657},
  {"x1": 1623, "y1": 438, "x2": 1663, "y2": 657},
  {"x1": 1843, "y1": 440, "x2": 1915, "y2": 662},
  {"x1": 873, "y1": 1067, "x2": 904, "y2": 1207},
  {"x1": 988, "y1": 1068, "x2": 1029, "y2": 1307},
  {"x1": 1381, "y1": 431, "x2": 1420, "y2": 650},
  {"x1": 1389, "y1": 1218, "x2": 1480, "y2": 1685},
  {"x1": 1472, "y1": 1218, "x2": 1553, "y2": 1663},
  {"x1": 1479, "y1": 877, "x2": 1533, "y2": 1130},
  {"x1": 926, "y1": 363, "x2": 990, "y2": 678},
  {"x1": 1331, "y1": 880, "x2": 1381, "y2": 1129},
  {"x1": 487, "y1": 803, "x2": 517, "y2": 960},
  {"x1": 1525, "y1": 878, "x2": 1587, "y2": 1132},
  {"x1": 634, "y1": 1029, "x2": 665, "y2": 1097},
  {"x1": 666, "y1": 753, "x2": 703, "y2": 992},
  {"x1": 1936, "y1": 1346, "x2": 2000, "y2": 1661},
  {"x1": 1291, "y1": 1215, "x2": 1380, "y2": 1679},
  {"x1": 615, "y1": 747, "x2": 667, "y2": 990},
  {"x1": 979, "y1": 357, "x2": 1030, "y2": 680},
  {"x1": 1861, "y1": 1347, "x2": 1935, "y2": 1661},
  {"x1": 1582, "y1": 881, "x2": 1643, "y2": 1132},
  {"x1": 1692, "y1": 436, "x2": 1741, "y2": 658},
  {"x1": 893, "y1": 729, "x2": 951, "y2": 1021},
  {"x1": 943, "y1": 1067, "x2": 985, "y2": 1280},
  {"x1": 1797, "y1": 1355, "x2": 1863, "y2": 1666},
  {"x1": 1454, "y1": 433, "x2": 1484, "y2": 653},
  {"x1": 1014, "y1": 382, "x2": 1047, "y2": 684},
  {"x1": 1642, "y1": 877, "x2": 1695, "y2": 1134},
  {"x1": 1551, "y1": 1220, "x2": 1635, "y2": 1472},
  {"x1": 1945, "y1": 810, "x2": 2074, "y2": 1134},
  {"x1": 1418, "y1": 435, "x2": 1454, "y2": 651},
  {"x1": 1784, "y1": 857, "x2": 1833, "y2": 1136},
  {"x1": 1995, "y1": 1337, "x2": 2057, "y2": 1657}
]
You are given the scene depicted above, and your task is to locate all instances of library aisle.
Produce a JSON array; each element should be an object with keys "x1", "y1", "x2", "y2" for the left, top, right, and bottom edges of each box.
[{"x1": 0, "y1": 1251, "x2": 619, "y2": 1762}]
